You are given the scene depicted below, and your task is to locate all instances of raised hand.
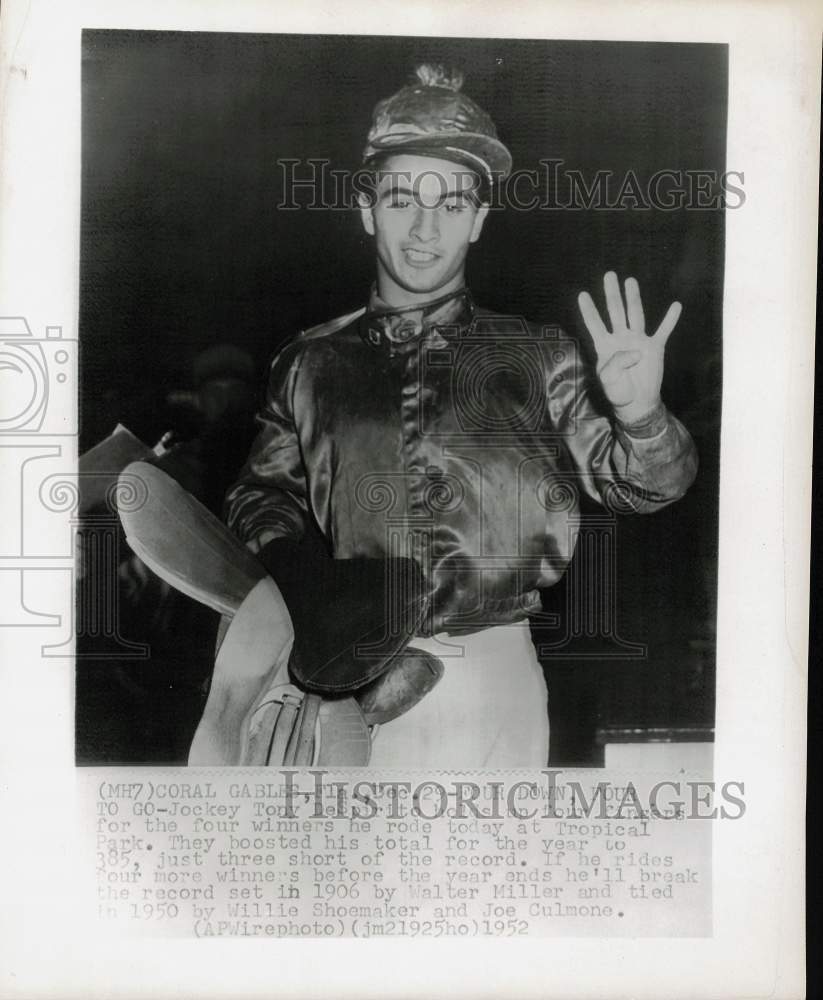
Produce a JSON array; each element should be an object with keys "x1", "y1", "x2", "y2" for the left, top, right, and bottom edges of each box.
[{"x1": 577, "y1": 271, "x2": 681, "y2": 425}]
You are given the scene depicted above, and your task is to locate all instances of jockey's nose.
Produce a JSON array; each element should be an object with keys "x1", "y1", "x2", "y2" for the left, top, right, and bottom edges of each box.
[{"x1": 409, "y1": 205, "x2": 439, "y2": 243}]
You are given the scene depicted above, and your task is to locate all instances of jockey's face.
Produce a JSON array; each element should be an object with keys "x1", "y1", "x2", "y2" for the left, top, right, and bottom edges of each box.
[{"x1": 359, "y1": 153, "x2": 489, "y2": 306}]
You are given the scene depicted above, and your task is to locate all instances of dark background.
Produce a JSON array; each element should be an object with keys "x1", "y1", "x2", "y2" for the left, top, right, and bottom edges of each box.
[{"x1": 77, "y1": 31, "x2": 725, "y2": 765}]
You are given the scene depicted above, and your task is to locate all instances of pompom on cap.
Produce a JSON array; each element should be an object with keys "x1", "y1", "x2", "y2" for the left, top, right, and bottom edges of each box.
[
  {"x1": 363, "y1": 63, "x2": 512, "y2": 184},
  {"x1": 413, "y1": 63, "x2": 464, "y2": 91}
]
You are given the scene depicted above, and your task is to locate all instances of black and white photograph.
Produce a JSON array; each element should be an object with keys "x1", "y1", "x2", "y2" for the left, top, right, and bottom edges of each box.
[
  {"x1": 0, "y1": 1, "x2": 813, "y2": 995},
  {"x1": 77, "y1": 32, "x2": 724, "y2": 772}
]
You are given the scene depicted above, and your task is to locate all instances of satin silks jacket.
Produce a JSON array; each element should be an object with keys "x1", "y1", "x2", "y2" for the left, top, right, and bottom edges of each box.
[{"x1": 225, "y1": 289, "x2": 698, "y2": 636}]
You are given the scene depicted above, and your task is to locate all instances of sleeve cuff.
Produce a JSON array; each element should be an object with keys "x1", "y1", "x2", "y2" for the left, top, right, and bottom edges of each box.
[{"x1": 616, "y1": 400, "x2": 670, "y2": 440}]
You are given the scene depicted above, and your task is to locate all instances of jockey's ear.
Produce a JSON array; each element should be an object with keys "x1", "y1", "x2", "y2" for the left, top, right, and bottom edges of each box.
[
  {"x1": 358, "y1": 192, "x2": 376, "y2": 237},
  {"x1": 469, "y1": 202, "x2": 490, "y2": 243}
]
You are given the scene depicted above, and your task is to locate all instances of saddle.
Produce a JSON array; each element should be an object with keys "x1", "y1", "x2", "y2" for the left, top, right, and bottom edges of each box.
[{"x1": 116, "y1": 461, "x2": 443, "y2": 765}]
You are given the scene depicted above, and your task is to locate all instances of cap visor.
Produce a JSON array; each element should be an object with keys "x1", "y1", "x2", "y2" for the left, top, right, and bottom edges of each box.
[{"x1": 364, "y1": 132, "x2": 512, "y2": 179}]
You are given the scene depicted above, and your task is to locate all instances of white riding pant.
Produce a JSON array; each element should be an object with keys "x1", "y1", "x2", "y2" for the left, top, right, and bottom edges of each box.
[{"x1": 368, "y1": 621, "x2": 549, "y2": 770}]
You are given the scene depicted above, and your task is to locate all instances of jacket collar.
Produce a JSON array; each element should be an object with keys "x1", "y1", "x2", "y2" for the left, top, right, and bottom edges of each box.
[{"x1": 360, "y1": 286, "x2": 475, "y2": 358}]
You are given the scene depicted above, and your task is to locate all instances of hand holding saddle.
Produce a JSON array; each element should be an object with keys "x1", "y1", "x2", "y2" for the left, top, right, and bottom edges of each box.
[{"x1": 116, "y1": 461, "x2": 442, "y2": 766}]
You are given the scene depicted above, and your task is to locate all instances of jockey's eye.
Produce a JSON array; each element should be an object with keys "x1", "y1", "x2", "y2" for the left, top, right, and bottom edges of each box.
[{"x1": 443, "y1": 199, "x2": 468, "y2": 213}]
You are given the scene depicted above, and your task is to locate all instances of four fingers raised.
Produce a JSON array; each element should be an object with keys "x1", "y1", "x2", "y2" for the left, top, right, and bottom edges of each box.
[{"x1": 577, "y1": 271, "x2": 682, "y2": 348}]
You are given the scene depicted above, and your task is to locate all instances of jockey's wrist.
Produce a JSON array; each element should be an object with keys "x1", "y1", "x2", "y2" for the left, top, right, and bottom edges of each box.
[{"x1": 615, "y1": 399, "x2": 668, "y2": 439}]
